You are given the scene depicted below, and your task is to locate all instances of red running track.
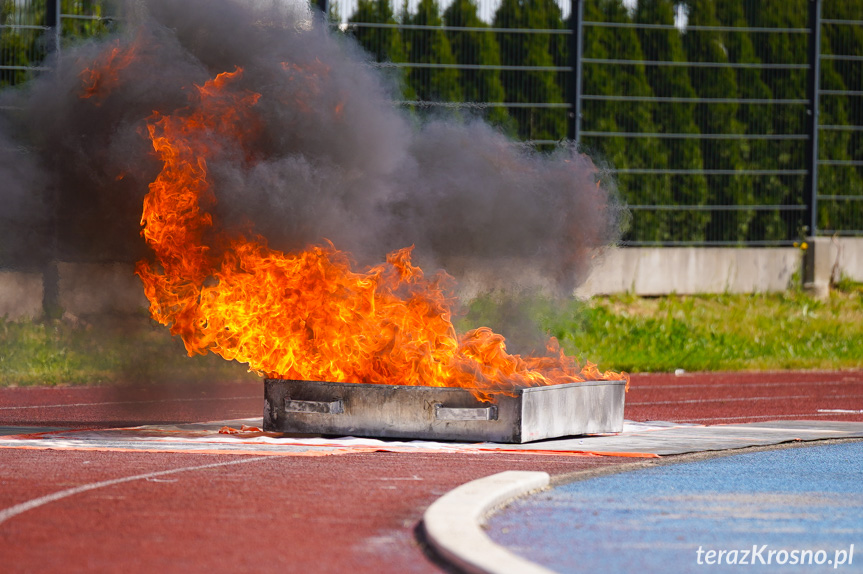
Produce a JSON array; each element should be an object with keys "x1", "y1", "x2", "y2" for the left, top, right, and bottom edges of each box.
[
  {"x1": 625, "y1": 370, "x2": 863, "y2": 424},
  {"x1": 1, "y1": 370, "x2": 861, "y2": 573}
]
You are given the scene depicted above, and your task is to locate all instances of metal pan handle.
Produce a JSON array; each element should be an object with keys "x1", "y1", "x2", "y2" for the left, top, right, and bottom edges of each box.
[
  {"x1": 434, "y1": 404, "x2": 498, "y2": 421},
  {"x1": 285, "y1": 398, "x2": 344, "y2": 414}
]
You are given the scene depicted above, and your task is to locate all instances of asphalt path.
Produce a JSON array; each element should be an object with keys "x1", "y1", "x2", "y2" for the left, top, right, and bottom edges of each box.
[{"x1": 1, "y1": 370, "x2": 861, "y2": 573}]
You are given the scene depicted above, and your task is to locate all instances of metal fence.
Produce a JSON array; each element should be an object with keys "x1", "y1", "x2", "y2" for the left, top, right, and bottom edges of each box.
[
  {"x1": 818, "y1": 8, "x2": 863, "y2": 239},
  {"x1": 2, "y1": 0, "x2": 861, "y2": 245},
  {"x1": 335, "y1": 0, "x2": 863, "y2": 245},
  {"x1": 0, "y1": 0, "x2": 112, "y2": 87},
  {"x1": 576, "y1": 8, "x2": 814, "y2": 246}
]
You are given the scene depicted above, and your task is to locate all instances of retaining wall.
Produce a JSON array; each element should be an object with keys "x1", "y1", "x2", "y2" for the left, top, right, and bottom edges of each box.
[
  {"x1": 574, "y1": 247, "x2": 802, "y2": 297},
  {"x1": 1, "y1": 239, "x2": 861, "y2": 320},
  {"x1": 0, "y1": 271, "x2": 44, "y2": 320}
]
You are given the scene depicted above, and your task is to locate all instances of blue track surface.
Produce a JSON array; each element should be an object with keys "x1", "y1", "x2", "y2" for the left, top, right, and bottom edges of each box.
[{"x1": 488, "y1": 442, "x2": 863, "y2": 573}]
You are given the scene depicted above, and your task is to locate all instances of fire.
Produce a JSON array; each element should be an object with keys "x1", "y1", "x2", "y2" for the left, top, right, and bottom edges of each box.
[
  {"x1": 279, "y1": 59, "x2": 344, "y2": 117},
  {"x1": 79, "y1": 38, "x2": 141, "y2": 104},
  {"x1": 85, "y1": 53, "x2": 626, "y2": 397}
]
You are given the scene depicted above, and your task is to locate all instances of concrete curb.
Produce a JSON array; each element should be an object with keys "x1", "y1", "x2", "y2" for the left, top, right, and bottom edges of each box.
[{"x1": 422, "y1": 470, "x2": 555, "y2": 574}]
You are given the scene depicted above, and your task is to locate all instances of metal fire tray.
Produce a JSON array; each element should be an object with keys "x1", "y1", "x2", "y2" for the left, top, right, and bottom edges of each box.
[{"x1": 263, "y1": 378, "x2": 625, "y2": 443}]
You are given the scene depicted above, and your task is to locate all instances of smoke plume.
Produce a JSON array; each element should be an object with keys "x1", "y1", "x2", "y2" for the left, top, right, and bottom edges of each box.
[{"x1": 0, "y1": 0, "x2": 625, "y2": 301}]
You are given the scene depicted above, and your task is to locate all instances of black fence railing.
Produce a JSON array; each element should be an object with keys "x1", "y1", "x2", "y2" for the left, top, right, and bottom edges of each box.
[
  {"x1": 0, "y1": 0, "x2": 112, "y2": 87},
  {"x1": 2, "y1": 0, "x2": 861, "y2": 245},
  {"x1": 336, "y1": 0, "x2": 863, "y2": 246},
  {"x1": 817, "y1": 12, "x2": 863, "y2": 238}
]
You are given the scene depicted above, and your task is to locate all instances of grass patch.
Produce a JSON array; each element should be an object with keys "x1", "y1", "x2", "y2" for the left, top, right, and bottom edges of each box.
[
  {"x1": 0, "y1": 314, "x2": 256, "y2": 387},
  {"x1": 463, "y1": 287, "x2": 863, "y2": 373},
  {"x1": 2, "y1": 286, "x2": 861, "y2": 386}
]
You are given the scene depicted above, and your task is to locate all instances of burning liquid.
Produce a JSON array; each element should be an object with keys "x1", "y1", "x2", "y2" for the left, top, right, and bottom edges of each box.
[{"x1": 85, "y1": 60, "x2": 626, "y2": 396}]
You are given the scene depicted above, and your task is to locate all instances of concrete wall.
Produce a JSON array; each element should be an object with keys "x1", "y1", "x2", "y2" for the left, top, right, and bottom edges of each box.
[
  {"x1": 575, "y1": 247, "x2": 802, "y2": 297},
  {"x1": 57, "y1": 262, "x2": 149, "y2": 317},
  {"x1": 835, "y1": 237, "x2": 863, "y2": 282},
  {"x1": 0, "y1": 271, "x2": 44, "y2": 320},
  {"x1": 574, "y1": 238, "x2": 862, "y2": 298},
  {"x1": 0, "y1": 239, "x2": 860, "y2": 319}
]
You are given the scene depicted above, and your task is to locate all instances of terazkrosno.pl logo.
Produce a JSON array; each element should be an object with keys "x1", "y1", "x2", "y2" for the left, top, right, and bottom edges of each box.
[{"x1": 695, "y1": 545, "x2": 855, "y2": 568}]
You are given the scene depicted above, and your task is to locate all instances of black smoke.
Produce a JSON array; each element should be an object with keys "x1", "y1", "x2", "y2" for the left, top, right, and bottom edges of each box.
[{"x1": 0, "y1": 0, "x2": 625, "y2": 300}]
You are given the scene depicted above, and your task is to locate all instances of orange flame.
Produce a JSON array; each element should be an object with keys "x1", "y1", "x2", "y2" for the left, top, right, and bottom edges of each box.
[
  {"x1": 101, "y1": 63, "x2": 628, "y2": 397},
  {"x1": 279, "y1": 59, "x2": 345, "y2": 117},
  {"x1": 79, "y1": 39, "x2": 141, "y2": 104}
]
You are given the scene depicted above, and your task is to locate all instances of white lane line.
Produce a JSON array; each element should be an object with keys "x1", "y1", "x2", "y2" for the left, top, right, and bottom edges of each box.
[
  {"x1": 632, "y1": 380, "x2": 854, "y2": 390},
  {"x1": 0, "y1": 456, "x2": 269, "y2": 526},
  {"x1": 423, "y1": 470, "x2": 554, "y2": 574},
  {"x1": 628, "y1": 394, "x2": 863, "y2": 406},
  {"x1": 678, "y1": 412, "x2": 863, "y2": 423},
  {"x1": 0, "y1": 396, "x2": 259, "y2": 410},
  {"x1": 819, "y1": 409, "x2": 863, "y2": 414}
]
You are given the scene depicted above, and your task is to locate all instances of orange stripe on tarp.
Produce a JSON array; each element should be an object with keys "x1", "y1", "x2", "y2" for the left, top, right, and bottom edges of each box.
[
  {"x1": 2, "y1": 427, "x2": 125, "y2": 439},
  {"x1": 0, "y1": 442, "x2": 660, "y2": 457},
  {"x1": 330, "y1": 446, "x2": 662, "y2": 458},
  {"x1": 474, "y1": 448, "x2": 661, "y2": 458},
  {"x1": 365, "y1": 447, "x2": 601, "y2": 456},
  {"x1": 0, "y1": 444, "x2": 370, "y2": 457}
]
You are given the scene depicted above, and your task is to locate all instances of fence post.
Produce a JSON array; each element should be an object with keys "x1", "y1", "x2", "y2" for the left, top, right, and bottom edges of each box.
[
  {"x1": 45, "y1": 0, "x2": 61, "y2": 55},
  {"x1": 568, "y1": 0, "x2": 583, "y2": 143},
  {"x1": 804, "y1": 0, "x2": 821, "y2": 238},
  {"x1": 42, "y1": 0, "x2": 62, "y2": 318},
  {"x1": 802, "y1": 0, "x2": 828, "y2": 297}
]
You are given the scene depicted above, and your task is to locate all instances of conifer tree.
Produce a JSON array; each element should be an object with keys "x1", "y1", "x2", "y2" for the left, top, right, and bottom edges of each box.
[
  {"x1": 493, "y1": 0, "x2": 566, "y2": 143},
  {"x1": 1, "y1": 0, "x2": 42, "y2": 87},
  {"x1": 403, "y1": 0, "x2": 461, "y2": 102},
  {"x1": 635, "y1": 0, "x2": 708, "y2": 242},
  {"x1": 582, "y1": 0, "x2": 671, "y2": 242},
  {"x1": 60, "y1": 0, "x2": 107, "y2": 37},
  {"x1": 443, "y1": 0, "x2": 510, "y2": 127},
  {"x1": 816, "y1": 21, "x2": 862, "y2": 233},
  {"x1": 536, "y1": 0, "x2": 567, "y2": 108},
  {"x1": 348, "y1": 0, "x2": 414, "y2": 99},
  {"x1": 1, "y1": 0, "x2": 109, "y2": 88},
  {"x1": 327, "y1": 1, "x2": 342, "y2": 26},
  {"x1": 743, "y1": 0, "x2": 808, "y2": 240},
  {"x1": 682, "y1": 0, "x2": 749, "y2": 242},
  {"x1": 713, "y1": 0, "x2": 787, "y2": 242},
  {"x1": 821, "y1": 2, "x2": 863, "y2": 233},
  {"x1": 349, "y1": 0, "x2": 406, "y2": 63}
]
